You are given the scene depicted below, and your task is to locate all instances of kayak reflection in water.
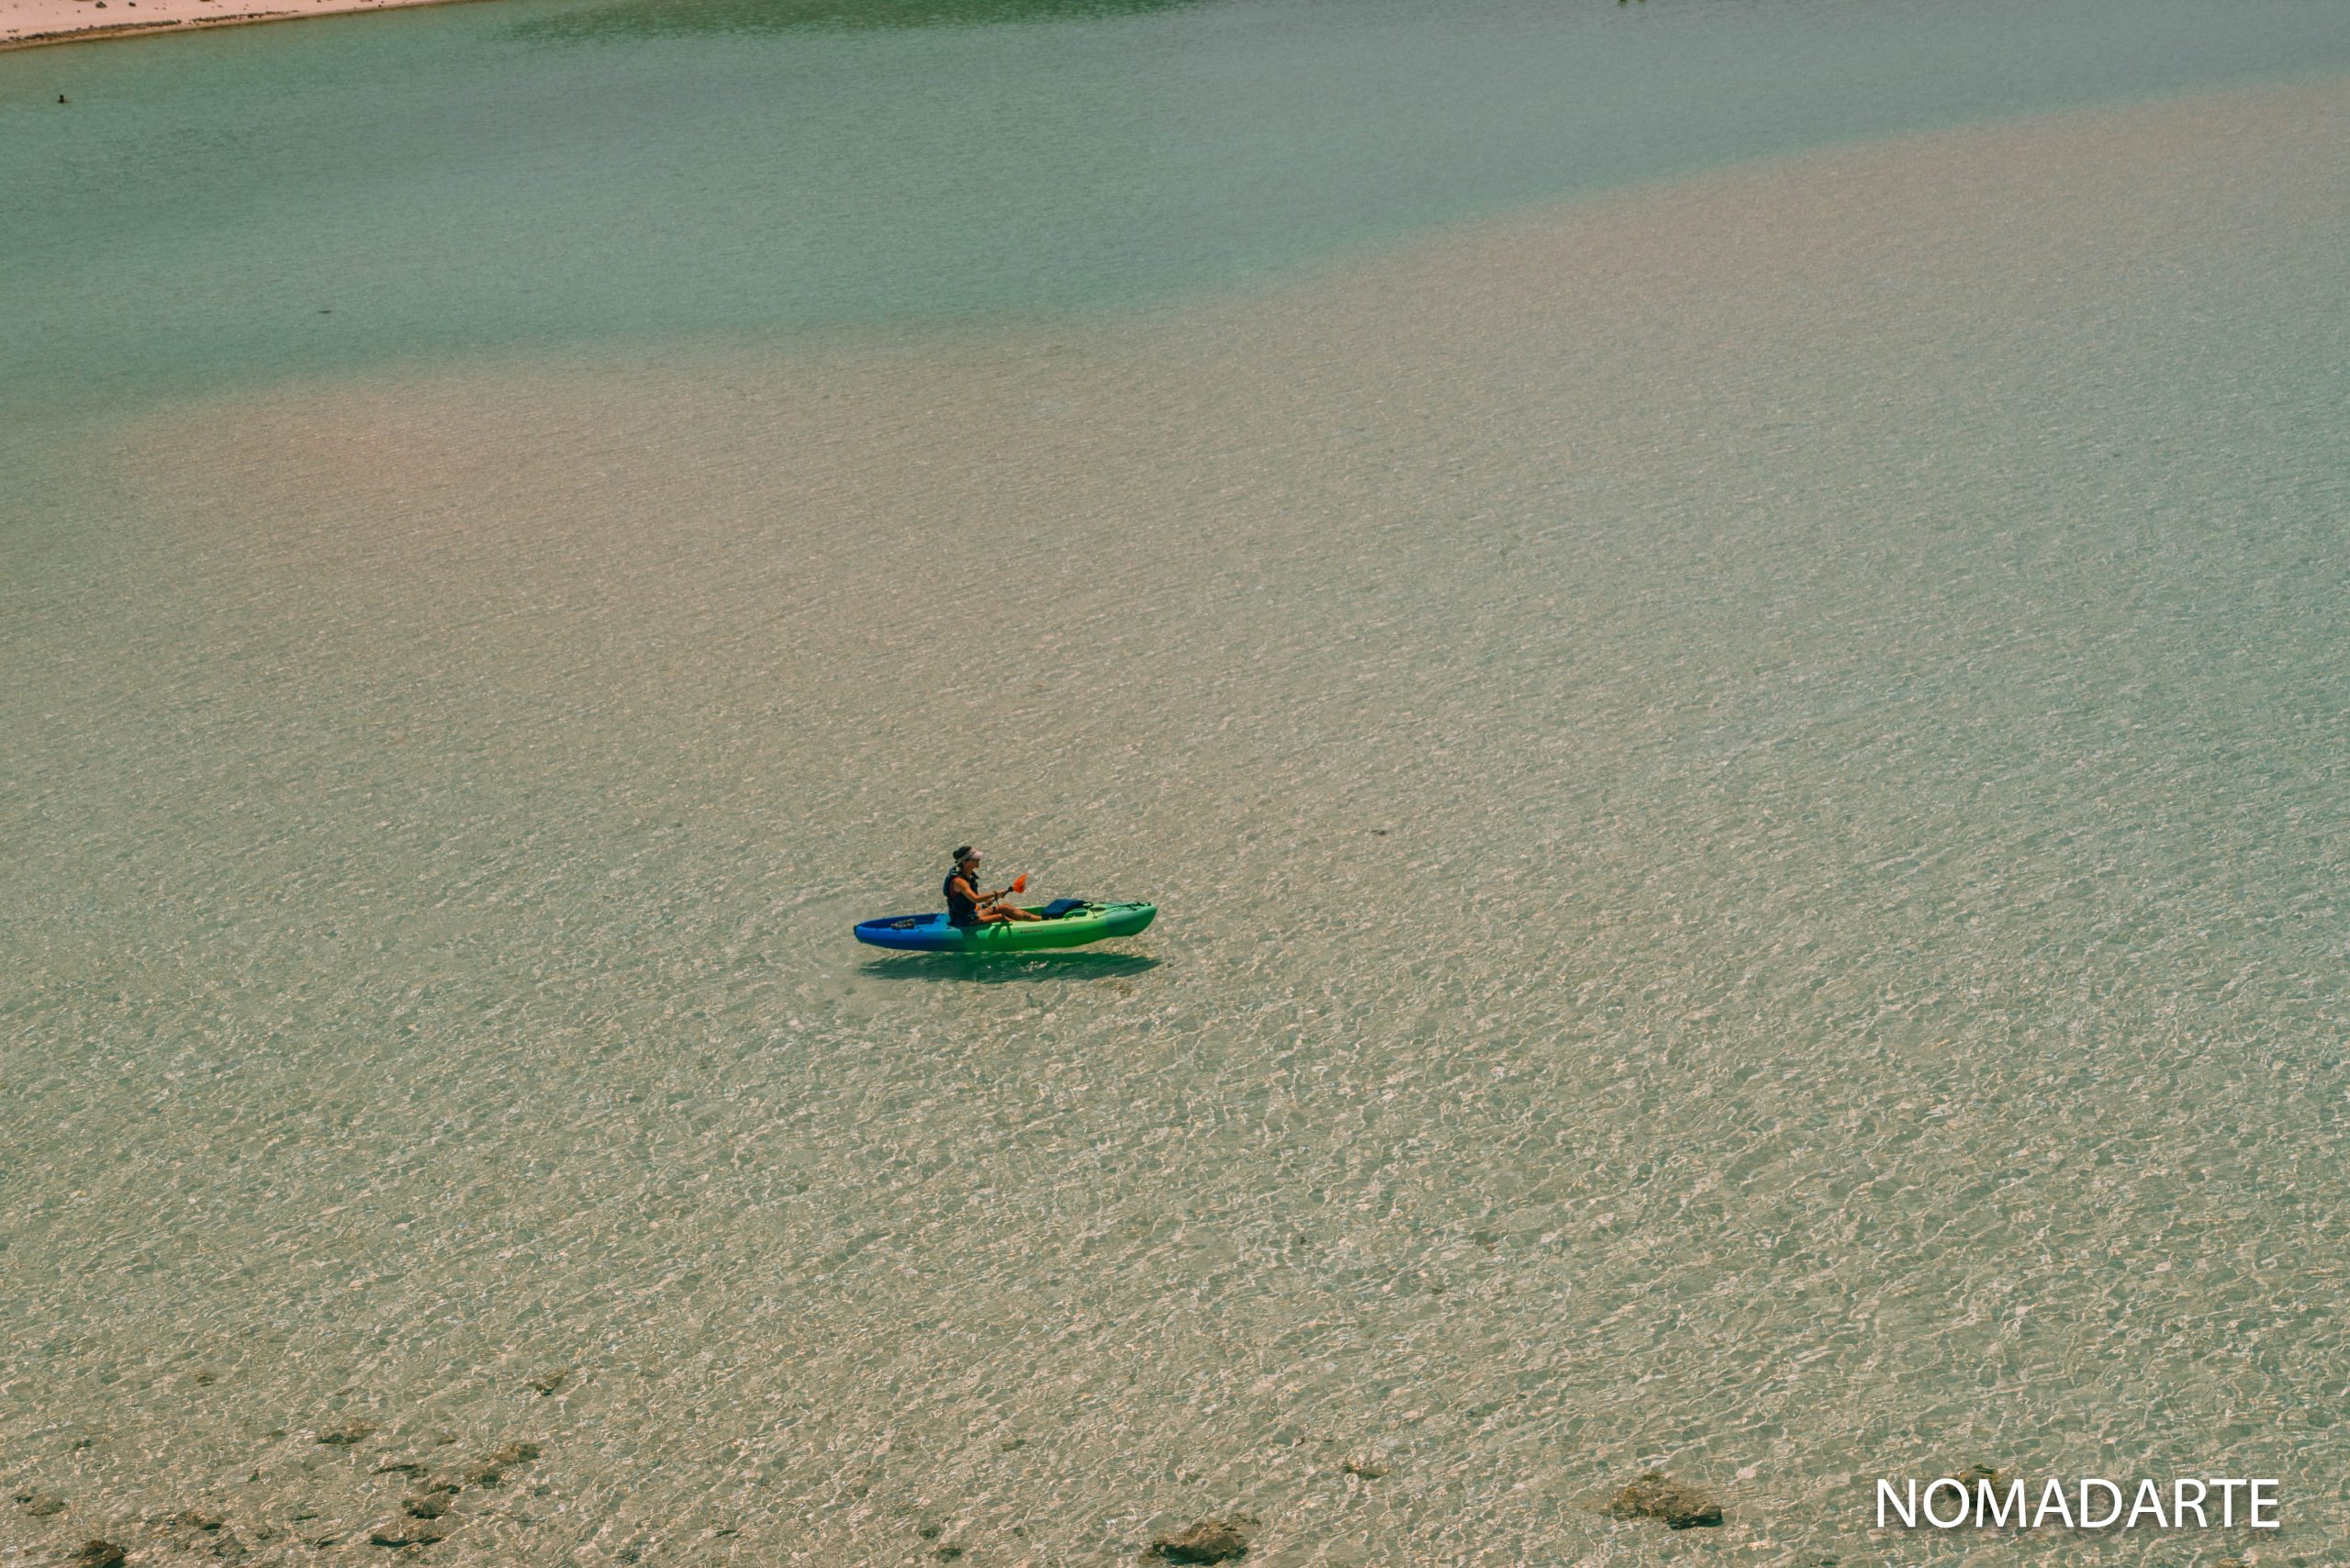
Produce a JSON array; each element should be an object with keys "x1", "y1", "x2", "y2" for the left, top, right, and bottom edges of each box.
[{"x1": 945, "y1": 846, "x2": 1042, "y2": 926}]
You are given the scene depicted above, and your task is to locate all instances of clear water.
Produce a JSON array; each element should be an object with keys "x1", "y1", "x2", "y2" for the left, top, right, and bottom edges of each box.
[
  {"x1": 4, "y1": 2, "x2": 2349, "y2": 1565},
  {"x1": 6, "y1": 0, "x2": 2350, "y2": 422}
]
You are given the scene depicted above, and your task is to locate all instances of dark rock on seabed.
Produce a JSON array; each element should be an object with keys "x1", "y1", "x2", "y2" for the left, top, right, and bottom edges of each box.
[
  {"x1": 72, "y1": 1544, "x2": 128, "y2": 1568},
  {"x1": 316, "y1": 1421, "x2": 378, "y2": 1446},
  {"x1": 1944, "y1": 1463, "x2": 2011, "y2": 1488},
  {"x1": 1146, "y1": 1516, "x2": 1255, "y2": 1563},
  {"x1": 460, "y1": 1440, "x2": 541, "y2": 1487},
  {"x1": 1605, "y1": 1471, "x2": 1724, "y2": 1529},
  {"x1": 367, "y1": 1521, "x2": 447, "y2": 1548},
  {"x1": 15, "y1": 1489, "x2": 66, "y2": 1517}
]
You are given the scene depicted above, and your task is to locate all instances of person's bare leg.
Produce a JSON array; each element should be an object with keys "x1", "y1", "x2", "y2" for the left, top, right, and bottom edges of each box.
[{"x1": 997, "y1": 903, "x2": 1043, "y2": 921}]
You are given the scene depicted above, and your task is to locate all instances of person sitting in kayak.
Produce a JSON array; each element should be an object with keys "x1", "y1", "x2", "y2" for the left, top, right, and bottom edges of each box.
[{"x1": 946, "y1": 846, "x2": 1041, "y2": 926}]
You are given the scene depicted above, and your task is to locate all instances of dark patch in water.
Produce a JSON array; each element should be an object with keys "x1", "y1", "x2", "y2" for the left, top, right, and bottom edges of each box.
[
  {"x1": 1145, "y1": 1516, "x2": 1253, "y2": 1563},
  {"x1": 1601, "y1": 1472, "x2": 1723, "y2": 1529}
]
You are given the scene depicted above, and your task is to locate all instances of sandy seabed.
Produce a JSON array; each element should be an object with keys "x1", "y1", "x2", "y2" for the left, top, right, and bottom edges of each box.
[{"x1": 5, "y1": 77, "x2": 2349, "y2": 1567}]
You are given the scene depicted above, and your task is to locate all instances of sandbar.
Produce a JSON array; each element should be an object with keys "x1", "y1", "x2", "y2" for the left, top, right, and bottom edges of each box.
[{"x1": 1, "y1": 0, "x2": 490, "y2": 50}]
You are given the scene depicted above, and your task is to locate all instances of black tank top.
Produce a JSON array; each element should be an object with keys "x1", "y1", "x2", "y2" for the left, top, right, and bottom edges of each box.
[{"x1": 945, "y1": 868, "x2": 979, "y2": 927}]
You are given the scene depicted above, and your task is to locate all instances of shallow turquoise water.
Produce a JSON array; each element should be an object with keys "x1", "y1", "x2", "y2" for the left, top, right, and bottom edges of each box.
[
  {"x1": 6, "y1": 0, "x2": 2350, "y2": 428},
  {"x1": 5, "y1": 6, "x2": 2350, "y2": 1565}
]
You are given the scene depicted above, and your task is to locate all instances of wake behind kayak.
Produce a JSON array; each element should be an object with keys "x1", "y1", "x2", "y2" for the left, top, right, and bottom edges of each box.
[{"x1": 853, "y1": 899, "x2": 1157, "y2": 953}]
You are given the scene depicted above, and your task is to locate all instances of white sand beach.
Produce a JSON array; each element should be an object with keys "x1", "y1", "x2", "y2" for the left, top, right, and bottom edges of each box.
[{"x1": 1, "y1": 0, "x2": 478, "y2": 50}]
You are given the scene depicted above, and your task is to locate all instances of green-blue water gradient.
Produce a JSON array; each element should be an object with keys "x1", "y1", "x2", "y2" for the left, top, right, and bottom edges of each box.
[{"x1": 5, "y1": 0, "x2": 2349, "y2": 430}]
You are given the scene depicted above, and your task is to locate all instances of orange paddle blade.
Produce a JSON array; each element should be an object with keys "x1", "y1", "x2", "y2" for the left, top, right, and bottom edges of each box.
[{"x1": 1012, "y1": 873, "x2": 1028, "y2": 893}]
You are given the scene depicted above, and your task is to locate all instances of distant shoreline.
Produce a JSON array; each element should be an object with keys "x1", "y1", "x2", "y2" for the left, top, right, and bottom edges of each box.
[{"x1": 0, "y1": 0, "x2": 497, "y2": 52}]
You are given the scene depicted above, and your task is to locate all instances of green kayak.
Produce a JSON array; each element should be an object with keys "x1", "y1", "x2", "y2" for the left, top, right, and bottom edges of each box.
[{"x1": 854, "y1": 899, "x2": 1156, "y2": 953}]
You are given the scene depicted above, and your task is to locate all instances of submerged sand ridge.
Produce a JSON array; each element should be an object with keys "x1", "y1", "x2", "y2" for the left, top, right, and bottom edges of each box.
[{"x1": 5, "y1": 81, "x2": 2349, "y2": 1565}]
